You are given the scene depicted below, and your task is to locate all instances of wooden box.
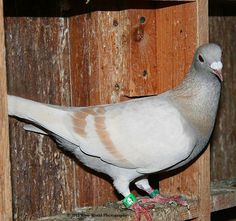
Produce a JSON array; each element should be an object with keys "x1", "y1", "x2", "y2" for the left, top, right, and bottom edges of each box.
[{"x1": 1, "y1": 0, "x2": 235, "y2": 220}]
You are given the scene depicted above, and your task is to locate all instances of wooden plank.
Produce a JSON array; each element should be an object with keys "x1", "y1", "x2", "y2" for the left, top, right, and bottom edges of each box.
[
  {"x1": 193, "y1": 0, "x2": 210, "y2": 220},
  {"x1": 69, "y1": 1, "x2": 200, "y2": 209},
  {"x1": 211, "y1": 179, "x2": 236, "y2": 212},
  {"x1": 5, "y1": 17, "x2": 76, "y2": 221},
  {"x1": 209, "y1": 1, "x2": 236, "y2": 181},
  {"x1": 28, "y1": 179, "x2": 236, "y2": 220},
  {"x1": 69, "y1": 10, "x2": 130, "y2": 206},
  {"x1": 126, "y1": 2, "x2": 197, "y2": 97},
  {"x1": 127, "y1": 8, "x2": 158, "y2": 96},
  {"x1": 0, "y1": 0, "x2": 13, "y2": 220},
  {"x1": 196, "y1": 148, "x2": 211, "y2": 221},
  {"x1": 158, "y1": 1, "x2": 199, "y2": 198},
  {"x1": 212, "y1": 191, "x2": 236, "y2": 213},
  {"x1": 31, "y1": 199, "x2": 199, "y2": 221},
  {"x1": 159, "y1": 1, "x2": 211, "y2": 221},
  {"x1": 68, "y1": 0, "x2": 202, "y2": 217}
]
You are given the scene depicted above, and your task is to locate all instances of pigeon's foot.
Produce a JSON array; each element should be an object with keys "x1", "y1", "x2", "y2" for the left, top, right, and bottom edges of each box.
[
  {"x1": 130, "y1": 202, "x2": 154, "y2": 221},
  {"x1": 140, "y1": 194, "x2": 188, "y2": 207},
  {"x1": 122, "y1": 193, "x2": 154, "y2": 221}
]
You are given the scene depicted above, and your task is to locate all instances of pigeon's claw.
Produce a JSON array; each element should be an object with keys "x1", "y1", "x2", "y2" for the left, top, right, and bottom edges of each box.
[
  {"x1": 140, "y1": 194, "x2": 188, "y2": 207},
  {"x1": 131, "y1": 202, "x2": 154, "y2": 221}
]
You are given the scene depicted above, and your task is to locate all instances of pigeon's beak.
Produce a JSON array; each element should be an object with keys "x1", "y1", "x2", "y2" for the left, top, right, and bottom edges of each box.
[
  {"x1": 210, "y1": 61, "x2": 223, "y2": 82},
  {"x1": 212, "y1": 68, "x2": 223, "y2": 82}
]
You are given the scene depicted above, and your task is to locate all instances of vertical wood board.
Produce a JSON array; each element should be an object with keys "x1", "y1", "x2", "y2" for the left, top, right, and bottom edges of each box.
[
  {"x1": 195, "y1": 0, "x2": 211, "y2": 220},
  {"x1": 209, "y1": 2, "x2": 236, "y2": 181},
  {"x1": 159, "y1": 1, "x2": 211, "y2": 221},
  {"x1": 158, "y1": 2, "x2": 199, "y2": 198},
  {"x1": 5, "y1": 17, "x2": 77, "y2": 221},
  {"x1": 0, "y1": 0, "x2": 12, "y2": 220},
  {"x1": 127, "y1": 3, "x2": 197, "y2": 96}
]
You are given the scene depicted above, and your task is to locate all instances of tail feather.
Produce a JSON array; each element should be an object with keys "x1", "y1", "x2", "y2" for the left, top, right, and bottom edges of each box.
[
  {"x1": 23, "y1": 124, "x2": 48, "y2": 135},
  {"x1": 8, "y1": 95, "x2": 63, "y2": 121},
  {"x1": 7, "y1": 95, "x2": 71, "y2": 139}
]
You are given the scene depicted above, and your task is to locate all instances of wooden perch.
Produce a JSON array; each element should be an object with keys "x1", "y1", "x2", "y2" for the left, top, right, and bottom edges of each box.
[
  {"x1": 211, "y1": 178, "x2": 236, "y2": 212},
  {"x1": 32, "y1": 199, "x2": 199, "y2": 221},
  {"x1": 30, "y1": 178, "x2": 236, "y2": 221}
]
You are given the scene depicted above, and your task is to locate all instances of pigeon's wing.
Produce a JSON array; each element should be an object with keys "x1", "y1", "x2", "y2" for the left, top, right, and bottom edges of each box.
[
  {"x1": 66, "y1": 96, "x2": 197, "y2": 172},
  {"x1": 8, "y1": 95, "x2": 197, "y2": 172}
]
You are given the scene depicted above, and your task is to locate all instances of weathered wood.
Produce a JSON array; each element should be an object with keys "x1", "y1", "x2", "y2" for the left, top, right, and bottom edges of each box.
[
  {"x1": 127, "y1": 3, "x2": 197, "y2": 96},
  {"x1": 196, "y1": 148, "x2": 211, "y2": 221},
  {"x1": 209, "y1": 0, "x2": 236, "y2": 181},
  {"x1": 31, "y1": 199, "x2": 199, "y2": 221},
  {"x1": 0, "y1": 0, "x2": 12, "y2": 220},
  {"x1": 194, "y1": 0, "x2": 210, "y2": 220},
  {"x1": 159, "y1": 1, "x2": 198, "y2": 197},
  {"x1": 211, "y1": 178, "x2": 236, "y2": 212},
  {"x1": 28, "y1": 179, "x2": 236, "y2": 220},
  {"x1": 5, "y1": 17, "x2": 76, "y2": 221},
  {"x1": 160, "y1": 1, "x2": 211, "y2": 221},
  {"x1": 69, "y1": 10, "x2": 130, "y2": 206},
  {"x1": 128, "y1": 8, "x2": 159, "y2": 96},
  {"x1": 69, "y1": 1, "x2": 199, "y2": 208}
]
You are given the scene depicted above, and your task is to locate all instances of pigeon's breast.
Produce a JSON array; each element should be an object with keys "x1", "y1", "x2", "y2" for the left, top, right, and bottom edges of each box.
[{"x1": 103, "y1": 98, "x2": 198, "y2": 173}]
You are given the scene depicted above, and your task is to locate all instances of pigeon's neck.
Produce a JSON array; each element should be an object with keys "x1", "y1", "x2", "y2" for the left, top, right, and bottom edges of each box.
[{"x1": 169, "y1": 67, "x2": 221, "y2": 136}]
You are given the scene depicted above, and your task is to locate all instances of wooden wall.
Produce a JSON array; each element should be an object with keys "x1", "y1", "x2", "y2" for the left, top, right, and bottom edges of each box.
[
  {"x1": 4, "y1": 0, "x2": 211, "y2": 220},
  {"x1": 209, "y1": 0, "x2": 236, "y2": 182},
  {"x1": 209, "y1": 0, "x2": 236, "y2": 220},
  {"x1": 0, "y1": 0, "x2": 12, "y2": 220}
]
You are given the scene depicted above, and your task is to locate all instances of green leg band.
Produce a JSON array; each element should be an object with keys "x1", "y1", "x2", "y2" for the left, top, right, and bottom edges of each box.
[
  {"x1": 122, "y1": 193, "x2": 137, "y2": 208},
  {"x1": 149, "y1": 189, "x2": 159, "y2": 198}
]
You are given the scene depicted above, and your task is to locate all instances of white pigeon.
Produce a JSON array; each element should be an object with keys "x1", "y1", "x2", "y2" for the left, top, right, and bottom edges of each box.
[{"x1": 8, "y1": 43, "x2": 223, "y2": 221}]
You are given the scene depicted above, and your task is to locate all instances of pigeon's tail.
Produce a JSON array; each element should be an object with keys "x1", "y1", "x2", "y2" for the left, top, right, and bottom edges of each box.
[
  {"x1": 8, "y1": 95, "x2": 58, "y2": 119},
  {"x1": 7, "y1": 95, "x2": 67, "y2": 134}
]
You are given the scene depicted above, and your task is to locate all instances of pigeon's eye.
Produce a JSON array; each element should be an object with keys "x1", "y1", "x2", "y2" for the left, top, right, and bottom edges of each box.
[{"x1": 198, "y1": 54, "x2": 204, "y2": 63}]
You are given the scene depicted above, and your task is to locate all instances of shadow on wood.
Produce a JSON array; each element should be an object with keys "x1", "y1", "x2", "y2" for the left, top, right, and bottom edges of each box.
[{"x1": 4, "y1": 0, "x2": 189, "y2": 17}]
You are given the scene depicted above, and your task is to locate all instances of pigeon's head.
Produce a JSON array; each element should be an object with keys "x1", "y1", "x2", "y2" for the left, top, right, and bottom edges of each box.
[{"x1": 193, "y1": 43, "x2": 223, "y2": 81}]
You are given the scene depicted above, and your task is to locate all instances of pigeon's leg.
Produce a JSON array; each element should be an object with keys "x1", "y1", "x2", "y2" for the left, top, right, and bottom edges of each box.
[
  {"x1": 135, "y1": 179, "x2": 188, "y2": 206},
  {"x1": 113, "y1": 178, "x2": 153, "y2": 221}
]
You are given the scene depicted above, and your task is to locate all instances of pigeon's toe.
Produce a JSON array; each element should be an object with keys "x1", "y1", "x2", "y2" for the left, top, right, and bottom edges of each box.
[
  {"x1": 130, "y1": 202, "x2": 154, "y2": 221},
  {"x1": 140, "y1": 194, "x2": 189, "y2": 208}
]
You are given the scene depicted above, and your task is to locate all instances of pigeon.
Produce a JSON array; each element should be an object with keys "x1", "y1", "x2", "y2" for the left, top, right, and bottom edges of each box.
[{"x1": 8, "y1": 43, "x2": 223, "y2": 221}]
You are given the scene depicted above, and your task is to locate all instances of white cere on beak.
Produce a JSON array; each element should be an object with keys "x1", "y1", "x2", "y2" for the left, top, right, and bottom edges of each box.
[{"x1": 210, "y1": 61, "x2": 223, "y2": 70}]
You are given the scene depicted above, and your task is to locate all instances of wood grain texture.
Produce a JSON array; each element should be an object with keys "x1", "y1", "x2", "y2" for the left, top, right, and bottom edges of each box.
[
  {"x1": 211, "y1": 178, "x2": 236, "y2": 212},
  {"x1": 209, "y1": 1, "x2": 236, "y2": 181},
  {"x1": 31, "y1": 199, "x2": 199, "y2": 221},
  {"x1": 69, "y1": 1, "x2": 200, "y2": 210},
  {"x1": 0, "y1": 0, "x2": 12, "y2": 220},
  {"x1": 128, "y1": 8, "x2": 158, "y2": 96},
  {"x1": 194, "y1": 0, "x2": 210, "y2": 220},
  {"x1": 127, "y1": 3, "x2": 196, "y2": 96},
  {"x1": 69, "y1": 11, "x2": 129, "y2": 207},
  {"x1": 158, "y1": 2, "x2": 199, "y2": 198},
  {"x1": 159, "y1": 1, "x2": 211, "y2": 221},
  {"x1": 5, "y1": 17, "x2": 76, "y2": 221}
]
